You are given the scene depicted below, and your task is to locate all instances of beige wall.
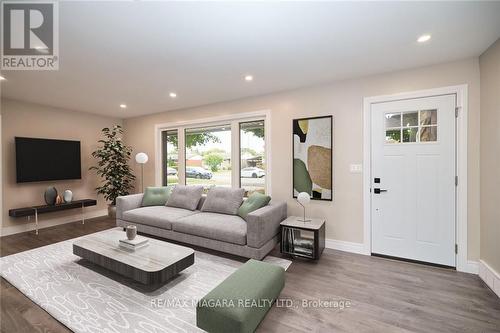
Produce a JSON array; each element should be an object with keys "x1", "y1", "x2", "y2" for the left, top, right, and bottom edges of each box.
[
  {"x1": 1, "y1": 99, "x2": 122, "y2": 235},
  {"x1": 479, "y1": 39, "x2": 500, "y2": 273},
  {"x1": 123, "y1": 58, "x2": 481, "y2": 261}
]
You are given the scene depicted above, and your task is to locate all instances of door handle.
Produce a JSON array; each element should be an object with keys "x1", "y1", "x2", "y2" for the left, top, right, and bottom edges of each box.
[{"x1": 374, "y1": 188, "x2": 388, "y2": 194}]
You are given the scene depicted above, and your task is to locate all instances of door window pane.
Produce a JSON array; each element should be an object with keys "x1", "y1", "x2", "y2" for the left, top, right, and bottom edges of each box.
[
  {"x1": 420, "y1": 126, "x2": 437, "y2": 142},
  {"x1": 420, "y1": 109, "x2": 437, "y2": 126},
  {"x1": 240, "y1": 121, "x2": 266, "y2": 196},
  {"x1": 386, "y1": 109, "x2": 438, "y2": 144},
  {"x1": 402, "y1": 127, "x2": 418, "y2": 143},
  {"x1": 386, "y1": 129, "x2": 401, "y2": 143},
  {"x1": 162, "y1": 130, "x2": 178, "y2": 185},
  {"x1": 403, "y1": 112, "x2": 418, "y2": 127},
  {"x1": 185, "y1": 125, "x2": 231, "y2": 189},
  {"x1": 385, "y1": 113, "x2": 401, "y2": 128}
]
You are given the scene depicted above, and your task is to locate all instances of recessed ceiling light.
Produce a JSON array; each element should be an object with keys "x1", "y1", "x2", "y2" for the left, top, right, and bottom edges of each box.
[
  {"x1": 244, "y1": 75, "x2": 253, "y2": 82},
  {"x1": 0, "y1": 75, "x2": 5, "y2": 81},
  {"x1": 417, "y1": 34, "x2": 431, "y2": 43},
  {"x1": 169, "y1": 92, "x2": 177, "y2": 98},
  {"x1": 119, "y1": 104, "x2": 127, "y2": 109}
]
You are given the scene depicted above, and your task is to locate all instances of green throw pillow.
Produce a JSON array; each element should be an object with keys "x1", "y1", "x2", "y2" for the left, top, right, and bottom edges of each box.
[
  {"x1": 141, "y1": 186, "x2": 173, "y2": 206},
  {"x1": 238, "y1": 192, "x2": 271, "y2": 219}
]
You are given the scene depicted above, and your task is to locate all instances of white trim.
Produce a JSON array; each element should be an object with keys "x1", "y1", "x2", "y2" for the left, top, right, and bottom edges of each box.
[
  {"x1": 463, "y1": 260, "x2": 479, "y2": 275},
  {"x1": 325, "y1": 239, "x2": 367, "y2": 255},
  {"x1": 479, "y1": 260, "x2": 500, "y2": 298},
  {"x1": 154, "y1": 110, "x2": 272, "y2": 194},
  {"x1": 231, "y1": 120, "x2": 241, "y2": 188},
  {"x1": 363, "y1": 85, "x2": 470, "y2": 272},
  {"x1": 0, "y1": 209, "x2": 108, "y2": 237}
]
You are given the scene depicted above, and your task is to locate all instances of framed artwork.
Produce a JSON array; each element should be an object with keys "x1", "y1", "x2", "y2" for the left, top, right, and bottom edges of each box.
[{"x1": 293, "y1": 115, "x2": 333, "y2": 201}]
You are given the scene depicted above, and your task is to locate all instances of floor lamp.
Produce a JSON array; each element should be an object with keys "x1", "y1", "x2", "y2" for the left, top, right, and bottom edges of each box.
[{"x1": 135, "y1": 152, "x2": 148, "y2": 193}]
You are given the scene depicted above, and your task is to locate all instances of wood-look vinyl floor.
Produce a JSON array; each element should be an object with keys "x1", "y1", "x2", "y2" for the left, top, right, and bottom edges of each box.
[{"x1": 1, "y1": 217, "x2": 499, "y2": 333}]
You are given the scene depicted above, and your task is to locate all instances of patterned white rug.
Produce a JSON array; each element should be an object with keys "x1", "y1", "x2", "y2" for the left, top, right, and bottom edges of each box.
[{"x1": 0, "y1": 229, "x2": 291, "y2": 333}]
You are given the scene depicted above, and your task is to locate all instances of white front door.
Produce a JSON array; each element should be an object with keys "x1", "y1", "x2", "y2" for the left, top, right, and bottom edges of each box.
[{"x1": 371, "y1": 94, "x2": 456, "y2": 267}]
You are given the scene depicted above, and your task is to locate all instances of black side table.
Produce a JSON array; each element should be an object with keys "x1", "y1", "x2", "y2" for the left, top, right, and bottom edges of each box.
[{"x1": 280, "y1": 216, "x2": 325, "y2": 260}]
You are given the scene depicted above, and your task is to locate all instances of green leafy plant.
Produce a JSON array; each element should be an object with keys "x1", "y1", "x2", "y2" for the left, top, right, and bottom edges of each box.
[
  {"x1": 89, "y1": 125, "x2": 135, "y2": 205},
  {"x1": 203, "y1": 153, "x2": 224, "y2": 172},
  {"x1": 168, "y1": 132, "x2": 221, "y2": 148}
]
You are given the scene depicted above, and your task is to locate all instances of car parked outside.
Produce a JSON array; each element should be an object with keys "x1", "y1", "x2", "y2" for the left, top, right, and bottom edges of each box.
[
  {"x1": 186, "y1": 167, "x2": 213, "y2": 179},
  {"x1": 241, "y1": 167, "x2": 265, "y2": 178},
  {"x1": 167, "y1": 167, "x2": 178, "y2": 175}
]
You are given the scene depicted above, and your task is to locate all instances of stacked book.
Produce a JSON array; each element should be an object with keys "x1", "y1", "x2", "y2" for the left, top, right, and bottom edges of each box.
[{"x1": 119, "y1": 236, "x2": 149, "y2": 251}]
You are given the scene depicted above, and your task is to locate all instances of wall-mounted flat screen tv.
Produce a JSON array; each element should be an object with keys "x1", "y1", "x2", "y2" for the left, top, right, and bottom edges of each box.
[{"x1": 15, "y1": 137, "x2": 82, "y2": 183}]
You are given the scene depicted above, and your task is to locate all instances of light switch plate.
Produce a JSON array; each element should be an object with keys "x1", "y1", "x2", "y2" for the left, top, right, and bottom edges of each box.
[{"x1": 350, "y1": 164, "x2": 363, "y2": 173}]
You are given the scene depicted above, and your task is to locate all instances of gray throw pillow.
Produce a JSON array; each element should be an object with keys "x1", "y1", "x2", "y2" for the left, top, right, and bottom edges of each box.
[
  {"x1": 201, "y1": 187, "x2": 245, "y2": 215},
  {"x1": 166, "y1": 185, "x2": 204, "y2": 211}
]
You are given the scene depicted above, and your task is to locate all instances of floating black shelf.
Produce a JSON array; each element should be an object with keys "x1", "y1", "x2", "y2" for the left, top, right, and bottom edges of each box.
[
  {"x1": 9, "y1": 199, "x2": 97, "y2": 235},
  {"x1": 9, "y1": 199, "x2": 97, "y2": 218}
]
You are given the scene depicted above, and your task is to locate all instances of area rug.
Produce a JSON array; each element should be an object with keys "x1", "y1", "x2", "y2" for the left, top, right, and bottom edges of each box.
[{"x1": 0, "y1": 229, "x2": 291, "y2": 333}]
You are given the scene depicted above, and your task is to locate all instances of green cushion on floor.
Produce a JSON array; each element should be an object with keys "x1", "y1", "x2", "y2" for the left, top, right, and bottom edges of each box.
[{"x1": 197, "y1": 259, "x2": 285, "y2": 333}]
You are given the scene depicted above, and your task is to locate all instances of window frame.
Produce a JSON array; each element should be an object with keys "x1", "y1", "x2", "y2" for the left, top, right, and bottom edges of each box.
[
  {"x1": 161, "y1": 129, "x2": 179, "y2": 186},
  {"x1": 155, "y1": 111, "x2": 271, "y2": 195},
  {"x1": 384, "y1": 109, "x2": 438, "y2": 144},
  {"x1": 184, "y1": 124, "x2": 232, "y2": 188},
  {"x1": 239, "y1": 120, "x2": 267, "y2": 196}
]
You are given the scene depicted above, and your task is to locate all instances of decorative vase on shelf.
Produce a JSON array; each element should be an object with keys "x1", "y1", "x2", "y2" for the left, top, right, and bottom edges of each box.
[
  {"x1": 55, "y1": 195, "x2": 63, "y2": 205},
  {"x1": 44, "y1": 187, "x2": 57, "y2": 205},
  {"x1": 63, "y1": 190, "x2": 73, "y2": 203}
]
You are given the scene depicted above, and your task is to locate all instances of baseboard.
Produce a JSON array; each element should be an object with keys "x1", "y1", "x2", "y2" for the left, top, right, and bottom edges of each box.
[
  {"x1": 325, "y1": 238, "x2": 368, "y2": 255},
  {"x1": 325, "y1": 239, "x2": 479, "y2": 273},
  {"x1": 0, "y1": 209, "x2": 108, "y2": 237},
  {"x1": 460, "y1": 260, "x2": 479, "y2": 274},
  {"x1": 479, "y1": 260, "x2": 500, "y2": 298}
]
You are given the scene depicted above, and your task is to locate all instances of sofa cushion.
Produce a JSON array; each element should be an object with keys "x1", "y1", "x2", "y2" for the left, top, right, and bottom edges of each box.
[
  {"x1": 122, "y1": 206, "x2": 197, "y2": 230},
  {"x1": 201, "y1": 187, "x2": 245, "y2": 215},
  {"x1": 166, "y1": 185, "x2": 204, "y2": 211},
  {"x1": 238, "y1": 192, "x2": 271, "y2": 219},
  {"x1": 174, "y1": 212, "x2": 247, "y2": 245},
  {"x1": 141, "y1": 186, "x2": 172, "y2": 207}
]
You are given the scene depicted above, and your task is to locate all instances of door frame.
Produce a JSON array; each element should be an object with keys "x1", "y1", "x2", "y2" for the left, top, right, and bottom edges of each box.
[{"x1": 362, "y1": 85, "x2": 474, "y2": 273}]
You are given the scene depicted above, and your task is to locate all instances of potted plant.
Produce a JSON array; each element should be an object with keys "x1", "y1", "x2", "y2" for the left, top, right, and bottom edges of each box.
[{"x1": 90, "y1": 125, "x2": 135, "y2": 218}]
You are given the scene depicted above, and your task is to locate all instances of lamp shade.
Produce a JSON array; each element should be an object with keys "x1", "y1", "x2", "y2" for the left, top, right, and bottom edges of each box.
[
  {"x1": 297, "y1": 192, "x2": 311, "y2": 205},
  {"x1": 135, "y1": 152, "x2": 148, "y2": 164}
]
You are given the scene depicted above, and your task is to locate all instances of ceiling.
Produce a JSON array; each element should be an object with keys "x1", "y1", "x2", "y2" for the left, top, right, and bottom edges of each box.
[{"x1": 1, "y1": 1, "x2": 500, "y2": 118}]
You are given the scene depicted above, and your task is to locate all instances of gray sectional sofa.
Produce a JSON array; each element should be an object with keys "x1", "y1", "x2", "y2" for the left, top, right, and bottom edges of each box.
[{"x1": 116, "y1": 194, "x2": 287, "y2": 260}]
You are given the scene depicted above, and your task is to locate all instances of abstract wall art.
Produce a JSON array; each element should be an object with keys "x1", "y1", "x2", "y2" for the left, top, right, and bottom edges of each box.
[{"x1": 293, "y1": 115, "x2": 333, "y2": 201}]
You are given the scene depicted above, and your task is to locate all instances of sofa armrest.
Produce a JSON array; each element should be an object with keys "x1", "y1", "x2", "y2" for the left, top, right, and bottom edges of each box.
[
  {"x1": 246, "y1": 201, "x2": 287, "y2": 249},
  {"x1": 116, "y1": 194, "x2": 143, "y2": 220}
]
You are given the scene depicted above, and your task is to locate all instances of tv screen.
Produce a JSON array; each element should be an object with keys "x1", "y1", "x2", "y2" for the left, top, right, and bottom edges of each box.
[{"x1": 15, "y1": 137, "x2": 82, "y2": 183}]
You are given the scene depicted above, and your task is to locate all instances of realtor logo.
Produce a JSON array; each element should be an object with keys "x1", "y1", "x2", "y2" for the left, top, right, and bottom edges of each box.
[{"x1": 1, "y1": 1, "x2": 59, "y2": 70}]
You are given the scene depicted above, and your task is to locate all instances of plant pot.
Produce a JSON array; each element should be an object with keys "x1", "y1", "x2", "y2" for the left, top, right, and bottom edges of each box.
[{"x1": 108, "y1": 205, "x2": 117, "y2": 219}]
